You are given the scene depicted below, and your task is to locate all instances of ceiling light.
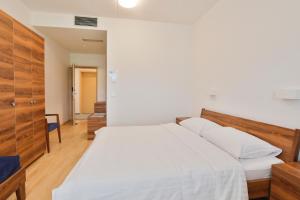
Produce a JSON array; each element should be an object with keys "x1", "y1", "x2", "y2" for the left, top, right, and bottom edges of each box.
[{"x1": 118, "y1": 0, "x2": 138, "y2": 8}]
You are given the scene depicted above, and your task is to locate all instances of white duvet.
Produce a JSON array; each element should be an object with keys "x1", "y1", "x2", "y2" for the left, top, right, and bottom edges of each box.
[{"x1": 53, "y1": 123, "x2": 248, "y2": 200}]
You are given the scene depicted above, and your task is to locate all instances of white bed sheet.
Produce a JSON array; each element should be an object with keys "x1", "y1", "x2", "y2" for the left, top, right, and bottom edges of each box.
[
  {"x1": 53, "y1": 123, "x2": 248, "y2": 200},
  {"x1": 240, "y1": 157, "x2": 284, "y2": 181}
]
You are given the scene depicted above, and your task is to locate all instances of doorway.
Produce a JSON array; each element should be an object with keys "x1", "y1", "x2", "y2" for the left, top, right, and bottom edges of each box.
[
  {"x1": 34, "y1": 26, "x2": 107, "y2": 127},
  {"x1": 74, "y1": 67, "x2": 98, "y2": 120}
]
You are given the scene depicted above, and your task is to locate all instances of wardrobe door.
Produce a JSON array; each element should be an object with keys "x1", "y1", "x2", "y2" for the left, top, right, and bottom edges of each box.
[
  {"x1": 0, "y1": 11, "x2": 16, "y2": 156},
  {"x1": 13, "y1": 21, "x2": 35, "y2": 167},
  {"x1": 31, "y1": 32, "x2": 46, "y2": 155}
]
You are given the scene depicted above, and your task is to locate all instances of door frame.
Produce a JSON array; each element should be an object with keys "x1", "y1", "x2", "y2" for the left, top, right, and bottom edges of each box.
[{"x1": 71, "y1": 65, "x2": 98, "y2": 125}]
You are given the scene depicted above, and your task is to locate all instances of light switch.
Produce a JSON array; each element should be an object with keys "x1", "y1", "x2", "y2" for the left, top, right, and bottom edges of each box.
[{"x1": 109, "y1": 70, "x2": 118, "y2": 83}]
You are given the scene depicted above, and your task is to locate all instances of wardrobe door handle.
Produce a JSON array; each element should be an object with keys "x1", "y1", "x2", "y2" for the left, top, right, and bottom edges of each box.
[
  {"x1": 11, "y1": 101, "x2": 16, "y2": 107},
  {"x1": 30, "y1": 99, "x2": 37, "y2": 104}
]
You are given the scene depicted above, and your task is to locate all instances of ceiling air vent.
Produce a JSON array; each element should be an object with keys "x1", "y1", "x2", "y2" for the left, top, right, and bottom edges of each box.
[
  {"x1": 82, "y1": 39, "x2": 103, "y2": 43},
  {"x1": 75, "y1": 16, "x2": 98, "y2": 27}
]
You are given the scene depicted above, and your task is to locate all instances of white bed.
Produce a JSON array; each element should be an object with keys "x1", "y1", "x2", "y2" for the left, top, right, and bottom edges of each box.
[{"x1": 53, "y1": 123, "x2": 249, "y2": 200}]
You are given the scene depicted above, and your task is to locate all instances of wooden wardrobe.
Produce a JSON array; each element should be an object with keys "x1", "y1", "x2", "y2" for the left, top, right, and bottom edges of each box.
[{"x1": 0, "y1": 10, "x2": 46, "y2": 168}]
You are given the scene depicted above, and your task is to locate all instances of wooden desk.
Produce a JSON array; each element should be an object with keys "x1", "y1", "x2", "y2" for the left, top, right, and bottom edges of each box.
[
  {"x1": 87, "y1": 113, "x2": 106, "y2": 140},
  {"x1": 0, "y1": 168, "x2": 26, "y2": 200},
  {"x1": 94, "y1": 101, "x2": 106, "y2": 113}
]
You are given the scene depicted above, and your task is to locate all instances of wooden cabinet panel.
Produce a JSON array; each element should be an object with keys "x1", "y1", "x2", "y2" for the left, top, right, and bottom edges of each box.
[
  {"x1": 14, "y1": 61, "x2": 34, "y2": 167},
  {"x1": 13, "y1": 23, "x2": 34, "y2": 167},
  {"x1": 13, "y1": 21, "x2": 31, "y2": 64},
  {"x1": 31, "y1": 33, "x2": 44, "y2": 64},
  {"x1": 0, "y1": 11, "x2": 16, "y2": 156},
  {"x1": 33, "y1": 119, "x2": 46, "y2": 155},
  {"x1": 0, "y1": 10, "x2": 45, "y2": 166},
  {"x1": 32, "y1": 32, "x2": 46, "y2": 156},
  {"x1": 32, "y1": 61, "x2": 45, "y2": 121},
  {"x1": 0, "y1": 11, "x2": 13, "y2": 57}
]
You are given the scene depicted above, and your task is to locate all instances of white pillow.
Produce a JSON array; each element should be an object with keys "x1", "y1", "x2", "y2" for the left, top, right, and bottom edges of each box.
[
  {"x1": 179, "y1": 117, "x2": 221, "y2": 136},
  {"x1": 204, "y1": 127, "x2": 282, "y2": 159}
]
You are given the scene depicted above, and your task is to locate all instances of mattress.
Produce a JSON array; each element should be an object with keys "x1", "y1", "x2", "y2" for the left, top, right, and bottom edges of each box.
[
  {"x1": 53, "y1": 123, "x2": 248, "y2": 200},
  {"x1": 240, "y1": 156, "x2": 284, "y2": 181}
]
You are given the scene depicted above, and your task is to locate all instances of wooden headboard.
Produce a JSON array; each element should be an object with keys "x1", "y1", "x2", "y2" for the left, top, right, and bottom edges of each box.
[{"x1": 201, "y1": 108, "x2": 300, "y2": 162}]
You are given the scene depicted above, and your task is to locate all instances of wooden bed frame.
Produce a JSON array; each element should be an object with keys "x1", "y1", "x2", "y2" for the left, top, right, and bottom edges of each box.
[{"x1": 200, "y1": 108, "x2": 300, "y2": 199}]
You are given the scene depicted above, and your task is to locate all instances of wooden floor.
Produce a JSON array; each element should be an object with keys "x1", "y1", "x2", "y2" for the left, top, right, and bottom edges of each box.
[{"x1": 9, "y1": 121, "x2": 91, "y2": 200}]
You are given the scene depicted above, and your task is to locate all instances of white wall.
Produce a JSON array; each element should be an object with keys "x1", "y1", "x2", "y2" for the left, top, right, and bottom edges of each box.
[
  {"x1": 106, "y1": 20, "x2": 196, "y2": 125},
  {"x1": 33, "y1": 13, "x2": 196, "y2": 125},
  {"x1": 70, "y1": 53, "x2": 107, "y2": 102},
  {"x1": 193, "y1": 0, "x2": 300, "y2": 129},
  {"x1": 0, "y1": 0, "x2": 31, "y2": 26},
  {"x1": 45, "y1": 38, "x2": 70, "y2": 123},
  {"x1": 0, "y1": 0, "x2": 71, "y2": 123}
]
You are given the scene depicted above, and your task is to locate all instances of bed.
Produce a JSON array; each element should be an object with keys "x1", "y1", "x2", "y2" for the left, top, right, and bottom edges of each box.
[
  {"x1": 53, "y1": 109, "x2": 300, "y2": 200},
  {"x1": 200, "y1": 109, "x2": 300, "y2": 199}
]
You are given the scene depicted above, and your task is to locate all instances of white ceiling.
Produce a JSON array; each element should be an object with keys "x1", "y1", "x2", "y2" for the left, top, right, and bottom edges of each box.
[
  {"x1": 21, "y1": 0, "x2": 219, "y2": 24},
  {"x1": 36, "y1": 26, "x2": 107, "y2": 54}
]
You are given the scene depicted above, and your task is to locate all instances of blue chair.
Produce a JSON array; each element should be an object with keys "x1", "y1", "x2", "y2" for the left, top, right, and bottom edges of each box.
[
  {"x1": 0, "y1": 156, "x2": 20, "y2": 183},
  {"x1": 45, "y1": 114, "x2": 62, "y2": 153},
  {"x1": 0, "y1": 156, "x2": 26, "y2": 200}
]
